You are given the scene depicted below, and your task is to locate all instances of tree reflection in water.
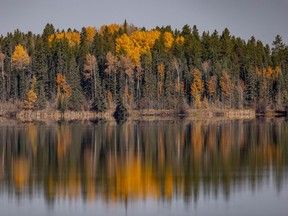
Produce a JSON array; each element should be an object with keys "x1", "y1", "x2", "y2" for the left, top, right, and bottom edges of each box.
[{"x1": 0, "y1": 119, "x2": 287, "y2": 205}]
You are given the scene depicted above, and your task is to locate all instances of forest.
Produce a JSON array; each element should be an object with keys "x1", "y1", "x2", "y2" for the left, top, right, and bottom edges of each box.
[{"x1": 0, "y1": 21, "x2": 287, "y2": 114}]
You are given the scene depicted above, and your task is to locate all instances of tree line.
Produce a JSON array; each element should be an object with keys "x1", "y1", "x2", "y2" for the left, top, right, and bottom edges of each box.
[{"x1": 0, "y1": 21, "x2": 287, "y2": 112}]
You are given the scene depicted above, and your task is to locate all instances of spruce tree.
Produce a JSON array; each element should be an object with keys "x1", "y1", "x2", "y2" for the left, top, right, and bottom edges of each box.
[{"x1": 67, "y1": 57, "x2": 85, "y2": 110}]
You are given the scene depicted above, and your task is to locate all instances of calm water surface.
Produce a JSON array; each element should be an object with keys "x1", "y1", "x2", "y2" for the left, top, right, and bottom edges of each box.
[{"x1": 0, "y1": 119, "x2": 288, "y2": 216}]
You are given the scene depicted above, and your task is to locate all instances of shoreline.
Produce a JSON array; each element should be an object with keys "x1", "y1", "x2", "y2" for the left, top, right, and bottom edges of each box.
[
  {"x1": 10, "y1": 108, "x2": 257, "y2": 121},
  {"x1": 0, "y1": 108, "x2": 287, "y2": 122}
]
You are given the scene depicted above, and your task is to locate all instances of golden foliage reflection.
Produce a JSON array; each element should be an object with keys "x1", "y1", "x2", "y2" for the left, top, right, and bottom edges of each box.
[{"x1": 1, "y1": 120, "x2": 288, "y2": 204}]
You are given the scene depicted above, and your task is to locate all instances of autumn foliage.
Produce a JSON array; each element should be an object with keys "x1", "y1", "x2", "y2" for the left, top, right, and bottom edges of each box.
[
  {"x1": 56, "y1": 73, "x2": 72, "y2": 111},
  {"x1": 24, "y1": 76, "x2": 37, "y2": 109},
  {"x1": 85, "y1": 26, "x2": 96, "y2": 42},
  {"x1": 116, "y1": 30, "x2": 160, "y2": 64},
  {"x1": 163, "y1": 32, "x2": 174, "y2": 50},
  {"x1": 190, "y1": 68, "x2": 204, "y2": 108},
  {"x1": 12, "y1": 44, "x2": 30, "y2": 70},
  {"x1": 48, "y1": 31, "x2": 80, "y2": 46},
  {"x1": 0, "y1": 23, "x2": 287, "y2": 112}
]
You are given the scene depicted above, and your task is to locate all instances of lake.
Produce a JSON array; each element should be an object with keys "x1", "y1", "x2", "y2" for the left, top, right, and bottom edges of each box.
[{"x1": 0, "y1": 119, "x2": 287, "y2": 216}]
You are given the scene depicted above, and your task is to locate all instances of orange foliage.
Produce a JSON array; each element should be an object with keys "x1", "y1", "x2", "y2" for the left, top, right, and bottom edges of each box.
[
  {"x1": 164, "y1": 168, "x2": 174, "y2": 198},
  {"x1": 85, "y1": 26, "x2": 96, "y2": 42},
  {"x1": 56, "y1": 73, "x2": 71, "y2": 110},
  {"x1": 24, "y1": 76, "x2": 37, "y2": 109},
  {"x1": 175, "y1": 36, "x2": 185, "y2": 44},
  {"x1": 48, "y1": 31, "x2": 80, "y2": 46},
  {"x1": 100, "y1": 23, "x2": 120, "y2": 35},
  {"x1": 190, "y1": 68, "x2": 204, "y2": 108},
  {"x1": 115, "y1": 157, "x2": 160, "y2": 199},
  {"x1": 56, "y1": 73, "x2": 71, "y2": 96},
  {"x1": 116, "y1": 30, "x2": 160, "y2": 64},
  {"x1": 116, "y1": 33, "x2": 139, "y2": 64},
  {"x1": 163, "y1": 32, "x2": 174, "y2": 50},
  {"x1": 13, "y1": 158, "x2": 30, "y2": 190},
  {"x1": 256, "y1": 66, "x2": 282, "y2": 80},
  {"x1": 207, "y1": 75, "x2": 217, "y2": 97},
  {"x1": 266, "y1": 66, "x2": 273, "y2": 79},
  {"x1": 12, "y1": 44, "x2": 30, "y2": 70},
  {"x1": 24, "y1": 90, "x2": 37, "y2": 109}
]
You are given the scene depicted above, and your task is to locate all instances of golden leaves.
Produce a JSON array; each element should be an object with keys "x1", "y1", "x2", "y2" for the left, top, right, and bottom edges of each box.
[
  {"x1": 116, "y1": 30, "x2": 160, "y2": 65},
  {"x1": 163, "y1": 32, "x2": 174, "y2": 50},
  {"x1": 24, "y1": 76, "x2": 37, "y2": 110},
  {"x1": 175, "y1": 36, "x2": 185, "y2": 44},
  {"x1": 100, "y1": 23, "x2": 120, "y2": 35},
  {"x1": 116, "y1": 33, "x2": 138, "y2": 63},
  {"x1": 256, "y1": 66, "x2": 282, "y2": 80},
  {"x1": 12, "y1": 44, "x2": 30, "y2": 70},
  {"x1": 85, "y1": 26, "x2": 96, "y2": 42},
  {"x1": 191, "y1": 68, "x2": 204, "y2": 96},
  {"x1": 48, "y1": 31, "x2": 80, "y2": 46}
]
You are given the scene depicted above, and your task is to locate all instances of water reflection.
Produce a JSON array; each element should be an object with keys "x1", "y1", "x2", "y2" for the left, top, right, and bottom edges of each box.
[{"x1": 0, "y1": 119, "x2": 287, "y2": 206}]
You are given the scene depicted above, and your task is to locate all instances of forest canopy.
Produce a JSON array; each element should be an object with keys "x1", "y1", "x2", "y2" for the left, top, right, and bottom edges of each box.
[{"x1": 0, "y1": 22, "x2": 287, "y2": 112}]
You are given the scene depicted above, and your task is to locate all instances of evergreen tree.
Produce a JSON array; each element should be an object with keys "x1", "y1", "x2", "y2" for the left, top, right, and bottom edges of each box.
[{"x1": 67, "y1": 57, "x2": 85, "y2": 110}]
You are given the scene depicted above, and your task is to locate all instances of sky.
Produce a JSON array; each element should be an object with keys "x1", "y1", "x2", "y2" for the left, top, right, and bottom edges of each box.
[{"x1": 0, "y1": 0, "x2": 287, "y2": 45}]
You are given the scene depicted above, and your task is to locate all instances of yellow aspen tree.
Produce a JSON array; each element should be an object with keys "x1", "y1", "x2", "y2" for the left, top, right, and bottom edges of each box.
[
  {"x1": 48, "y1": 32, "x2": 80, "y2": 47},
  {"x1": 116, "y1": 30, "x2": 160, "y2": 65},
  {"x1": 12, "y1": 44, "x2": 30, "y2": 70},
  {"x1": 116, "y1": 33, "x2": 140, "y2": 64},
  {"x1": 163, "y1": 32, "x2": 174, "y2": 50}
]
